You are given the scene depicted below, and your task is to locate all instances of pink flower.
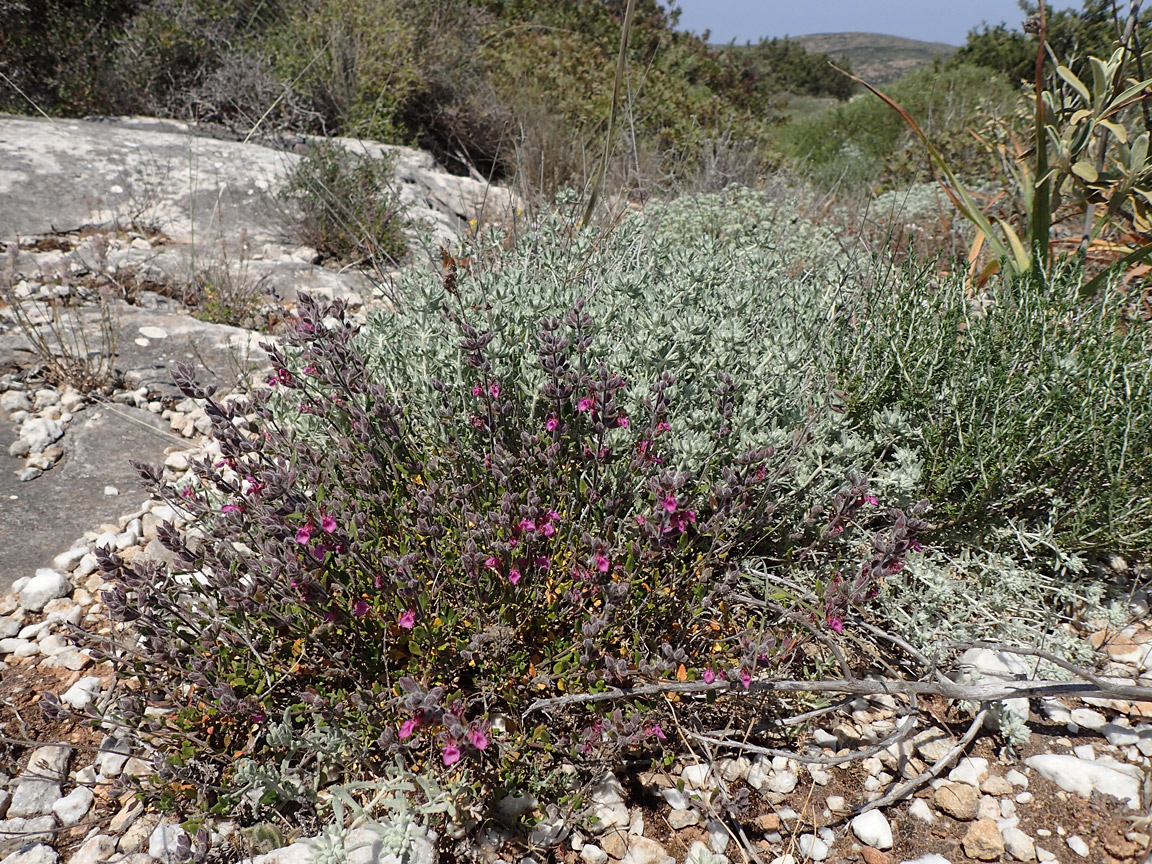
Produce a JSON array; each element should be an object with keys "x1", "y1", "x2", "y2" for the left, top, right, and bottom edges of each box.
[
  {"x1": 221, "y1": 503, "x2": 240, "y2": 513},
  {"x1": 535, "y1": 555, "x2": 551, "y2": 571},
  {"x1": 321, "y1": 515, "x2": 337, "y2": 533},
  {"x1": 541, "y1": 522, "x2": 556, "y2": 538},
  {"x1": 310, "y1": 544, "x2": 327, "y2": 561},
  {"x1": 508, "y1": 568, "x2": 522, "y2": 585},
  {"x1": 865, "y1": 494, "x2": 879, "y2": 506},
  {"x1": 595, "y1": 554, "x2": 610, "y2": 573},
  {"x1": 352, "y1": 600, "x2": 370, "y2": 618},
  {"x1": 662, "y1": 494, "x2": 678, "y2": 513},
  {"x1": 295, "y1": 524, "x2": 312, "y2": 544},
  {"x1": 577, "y1": 397, "x2": 592, "y2": 412},
  {"x1": 472, "y1": 383, "x2": 483, "y2": 397},
  {"x1": 703, "y1": 668, "x2": 715, "y2": 684},
  {"x1": 442, "y1": 744, "x2": 462, "y2": 766},
  {"x1": 617, "y1": 416, "x2": 629, "y2": 428},
  {"x1": 545, "y1": 416, "x2": 559, "y2": 432},
  {"x1": 827, "y1": 616, "x2": 844, "y2": 634},
  {"x1": 656, "y1": 421, "x2": 671, "y2": 434},
  {"x1": 489, "y1": 382, "x2": 500, "y2": 398},
  {"x1": 398, "y1": 608, "x2": 417, "y2": 629},
  {"x1": 485, "y1": 556, "x2": 500, "y2": 570},
  {"x1": 399, "y1": 719, "x2": 417, "y2": 739},
  {"x1": 468, "y1": 727, "x2": 489, "y2": 751},
  {"x1": 647, "y1": 724, "x2": 666, "y2": 741},
  {"x1": 303, "y1": 365, "x2": 318, "y2": 375},
  {"x1": 910, "y1": 538, "x2": 923, "y2": 552},
  {"x1": 740, "y1": 668, "x2": 752, "y2": 688},
  {"x1": 519, "y1": 518, "x2": 536, "y2": 532}
]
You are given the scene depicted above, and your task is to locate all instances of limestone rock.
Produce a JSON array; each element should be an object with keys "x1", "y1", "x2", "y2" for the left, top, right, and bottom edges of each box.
[
  {"x1": 933, "y1": 782, "x2": 979, "y2": 820},
  {"x1": 963, "y1": 819, "x2": 1004, "y2": 861}
]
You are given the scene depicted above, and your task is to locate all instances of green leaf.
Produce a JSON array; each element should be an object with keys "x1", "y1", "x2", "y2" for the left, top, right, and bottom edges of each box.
[
  {"x1": 1057, "y1": 65, "x2": 1091, "y2": 104},
  {"x1": 1098, "y1": 119, "x2": 1129, "y2": 143},
  {"x1": 1071, "y1": 161, "x2": 1099, "y2": 182}
]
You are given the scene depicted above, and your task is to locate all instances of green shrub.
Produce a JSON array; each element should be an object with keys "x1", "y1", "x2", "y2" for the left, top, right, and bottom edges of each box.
[
  {"x1": 91, "y1": 187, "x2": 933, "y2": 823},
  {"x1": 279, "y1": 141, "x2": 408, "y2": 266},
  {"x1": 836, "y1": 265, "x2": 1152, "y2": 553},
  {"x1": 777, "y1": 63, "x2": 1018, "y2": 192}
]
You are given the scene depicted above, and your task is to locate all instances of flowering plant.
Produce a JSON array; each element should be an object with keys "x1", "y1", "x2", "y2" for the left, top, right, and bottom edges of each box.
[{"x1": 95, "y1": 280, "x2": 926, "y2": 815}]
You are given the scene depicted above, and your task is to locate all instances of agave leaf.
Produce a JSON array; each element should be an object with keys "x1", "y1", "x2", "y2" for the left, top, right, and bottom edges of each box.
[
  {"x1": 1080, "y1": 239, "x2": 1152, "y2": 297},
  {"x1": 832, "y1": 64, "x2": 1018, "y2": 269},
  {"x1": 1058, "y1": 65, "x2": 1092, "y2": 104},
  {"x1": 997, "y1": 220, "x2": 1032, "y2": 273}
]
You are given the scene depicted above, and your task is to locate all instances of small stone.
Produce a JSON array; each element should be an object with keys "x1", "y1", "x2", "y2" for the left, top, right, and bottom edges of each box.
[
  {"x1": 1065, "y1": 835, "x2": 1089, "y2": 857},
  {"x1": 963, "y1": 819, "x2": 1005, "y2": 861},
  {"x1": 61, "y1": 676, "x2": 103, "y2": 710},
  {"x1": 908, "y1": 798, "x2": 935, "y2": 823},
  {"x1": 981, "y1": 774, "x2": 1014, "y2": 796},
  {"x1": 668, "y1": 810, "x2": 699, "y2": 829},
  {"x1": 767, "y1": 770, "x2": 797, "y2": 794},
  {"x1": 1, "y1": 392, "x2": 32, "y2": 413},
  {"x1": 108, "y1": 800, "x2": 142, "y2": 833},
  {"x1": 851, "y1": 810, "x2": 893, "y2": 850},
  {"x1": 103, "y1": 486, "x2": 118, "y2": 496},
  {"x1": 582, "y1": 845, "x2": 609, "y2": 864},
  {"x1": 1035, "y1": 846, "x2": 1056, "y2": 862},
  {"x1": 680, "y1": 764, "x2": 712, "y2": 788},
  {"x1": 913, "y1": 727, "x2": 956, "y2": 763},
  {"x1": 899, "y1": 857, "x2": 951, "y2": 864},
  {"x1": 96, "y1": 737, "x2": 132, "y2": 778},
  {"x1": 807, "y1": 765, "x2": 831, "y2": 785},
  {"x1": 1026, "y1": 753, "x2": 1141, "y2": 808},
  {"x1": 0, "y1": 844, "x2": 57, "y2": 864},
  {"x1": 1006, "y1": 769, "x2": 1028, "y2": 788},
  {"x1": 758, "y1": 813, "x2": 781, "y2": 831},
  {"x1": 977, "y1": 795, "x2": 1000, "y2": 820},
  {"x1": 796, "y1": 835, "x2": 828, "y2": 862},
  {"x1": 620, "y1": 836, "x2": 673, "y2": 864},
  {"x1": 52, "y1": 785, "x2": 94, "y2": 826},
  {"x1": 163, "y1": 452, "x2": 189, "y2": 471},
  {"x1": 18, "y1": 569, "x2": 71, "y2": 612},
  {"x1": 707, "y1": 820, "x2": 729, "y2": 855},
  {"x1": 660, "y1": 787, "x2": 691, "y2": 810},
  {"x1": 0, "y1": 639, "x2": 38, "y2": 657},
  {"x1": 19, "y1": 417, "x2": 63, "y2": 454},
  {"x1": 1002, "y1": 826, "x2": 1036, "y2": 861},
  {"x1": 1015, "y1": 792, "x2": 1033, "y2": 804},
  {"x1": 1069, "y1": 708, "x2": 1106, "y2": 730},
  {"x1": 948, "y1": 756, "x2": 989, "y2": 787},
  {"x1": 861, "y1": 850, "x2": 891, "y2": 864},
  {"x1": 17, "y1": 466, "x2": 43, "y2": 481},
  {"x1": 69, "y1": 835, "x2": 117, "y2": 864},
  {"x1": 934, "y1": 782, "x2": 979, "y2": 820},
  {"x1": 51, "y1": 547, "x2": 87, "y2": 572}
]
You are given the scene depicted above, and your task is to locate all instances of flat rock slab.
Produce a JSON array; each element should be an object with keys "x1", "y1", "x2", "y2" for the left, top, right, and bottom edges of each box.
[
  {"x1": 0, "y1": 114, "x2": 515, "y2": 248},
  {"x1": 0, "y1": 298, "x2": 274, "y2": 401},
  {"x1": 0, "y1": 403, "x2": 172, "y2": 591}
]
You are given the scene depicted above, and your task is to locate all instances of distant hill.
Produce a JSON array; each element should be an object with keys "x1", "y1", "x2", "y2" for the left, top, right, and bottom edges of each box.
[{"x1": 790, "y1": 33, "x2": 956, "y2": 85}]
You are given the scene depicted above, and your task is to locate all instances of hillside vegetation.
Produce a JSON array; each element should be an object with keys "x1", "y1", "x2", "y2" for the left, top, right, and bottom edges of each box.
[{"x1": 4, "y1": 0, "x2": 1152, "y2": 853}]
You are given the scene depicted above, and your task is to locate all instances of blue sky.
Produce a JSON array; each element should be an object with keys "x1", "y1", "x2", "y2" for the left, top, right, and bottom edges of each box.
[{"x1": 669, "y1": 1, "x2": 1083, "y2": 47}]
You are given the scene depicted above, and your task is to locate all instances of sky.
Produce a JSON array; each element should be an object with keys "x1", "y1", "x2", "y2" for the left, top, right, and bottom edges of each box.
[{"x1": 669, "y1": 1, "x2": 1083, "y2": 47}]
